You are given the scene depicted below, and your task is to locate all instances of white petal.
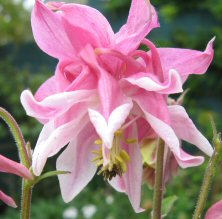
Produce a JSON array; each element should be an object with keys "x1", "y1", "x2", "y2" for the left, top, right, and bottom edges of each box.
[
  {"x1": 57, "y1": 124, "x2": 97, "y2": 202},
  {"x1": 32, "y1": 115, "x2": 88, "y2": 176}
]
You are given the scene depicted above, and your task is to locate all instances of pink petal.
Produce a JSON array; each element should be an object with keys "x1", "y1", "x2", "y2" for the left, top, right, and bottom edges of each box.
[
  {"x1": 144, "y1": 112, "x2": 180, "y2": 155},
  {"x1": 55, "y1": 1, "x2": 114, "y2": 47},
  {"x1": 174, "y1": 147, "x2": 204, "y2": 168},
  {"x1": 163, "y1": 150, "x2": 179, "y2": 184},
  {"x1": 34, "y1": 76, "x2": 58, "y2": 101},
  {"x1": 157, "y1": 37, "x2": 215, "y2": 82},
  {"x1": 57, "y1": 2, "x2": 114, "y2": 49},
  {"x1": 168, "y1": 105, "x2": 213, "y2": 156},
  {"x1": 136, "y1": 117, "x2": 156, "y2": 141},
  {"x1": 0, "y1": 155, "x2": 32, "y2": 180},
  {"x1": 115, "y1": 0, "x2": 159, "y2": 54},
  {"x1": 21, "y1": 89, "x2": 97, "y2": 123},
  {"x1": 0, "y1": 191, "x2": 17, "y2": 208},
  {"x1": 145, "y1": 112, "x2": 205, "y2": 168},
  {"x1": 142, "y1": 39, "x2": 164, "y2": 81},
  {"x1": 121, "y1": 69, "x2": 183, "y2": 94},
  {"x1": 132, "y1": 89, "x2": 170, "y2": 123},
  {"x1": 80, "y1": 45, "x2": 129, "y2": 119},
  {"x1": 62, "y1": 18, "x2": 101, "y2": 53},
  {"x1": 32, "y1": 0, "x2": 74, "y2": 59},
  {"x1": 88, "y1": 102, "x2": 133, "y2": 149},
  {"x1": 53, "y1": 60, "x2": 97, "y2": 93},
  {"x1": 109, "y1": 124, "x2": 144, "y2": 213},
  {"x1": 56, "y1": 123, "x2": 97, "y2": 202},
  {"x1": 205, "y1": 200, "x2": 222, "y2": 219},
  {"x1": 95, "y1": 48, "x2": 145, "y2": 78},
  {"x1": 134, "y1": 95, "x2": 203, "y2": 168},
  {"x1": 32, "y1": 114, "x2": 89, "y2": 176}
]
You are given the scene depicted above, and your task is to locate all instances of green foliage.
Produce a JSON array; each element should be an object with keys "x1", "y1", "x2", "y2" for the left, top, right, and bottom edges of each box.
[
  {"x1": 0, "y1": 59, "x2": 50, "y2": 144},
  {"x1": 162, "y1": 195, "x2": 178, "y2": 218},
  {"x1": 104, "y1": 0, "x2": 130, "y2": 13},
  {"x1": 0, "y1": 0, "x2": 31, "y2": 45},
  {"x1": 159, "y1": 4, "x2": 178, "y2": 22}
]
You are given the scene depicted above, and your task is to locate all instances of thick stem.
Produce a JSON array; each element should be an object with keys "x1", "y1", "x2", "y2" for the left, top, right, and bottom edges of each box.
[
  {"x1": 192, "y1": 149, "x2": 218, "y2": 219},
  {"x1": 21, "y1": 180, "x2": 33, "y2": 219},
  {"x1": 0, "y1": 107, "x2": 30, "y2": 167},
  {"x1": 152, "y1": 139, "x2": 165, "y2": 219}
]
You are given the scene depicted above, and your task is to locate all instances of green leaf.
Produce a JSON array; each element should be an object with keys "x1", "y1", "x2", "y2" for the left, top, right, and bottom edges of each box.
[
  {"x1": 32, "y1": 170, "x2": 70, "y2": 186},
  {"x1": 162, "y1": 195, "x2": 178, "y2": 218}
]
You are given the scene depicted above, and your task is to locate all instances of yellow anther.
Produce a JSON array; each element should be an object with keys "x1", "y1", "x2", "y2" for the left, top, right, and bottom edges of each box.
[
  {"x1": 95, "y1": 139, "x2": 103, "y2": 145},
  {"x1": 91, "y1": 156, "x2": 101, "y2": 162},
  {"x1": 120, "y1": 150, "x2": 130, "y2": 162},
  {"x1": 114, "y1": 154, "x2": 124, "y2": 163},
  {"x1": 91, "y1": 129, "x2": 135, "y2": 180},
  {"x1": 108, "y1": 162, "x2": 114, "y2": 171},
  {"x1": 91, "y1": 150, "x2": 101, "y2": 155},
  {"x1": 115, "y1": 129, "x2": 123, "y2": 135},
  {"x1": 95, "y1": 159, "x2": 104, "y2": 167},
  {"x1": 119, "y1": 160, "x2": 127, "y2": 173},
  {"x1": 125, "y1": 138, "x2": 137, "y2": 144}
]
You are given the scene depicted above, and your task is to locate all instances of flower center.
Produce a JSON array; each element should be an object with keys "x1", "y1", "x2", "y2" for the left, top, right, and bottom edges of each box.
[{"x1": 92, "y1": 129, "x2": 137, "y2": 180}]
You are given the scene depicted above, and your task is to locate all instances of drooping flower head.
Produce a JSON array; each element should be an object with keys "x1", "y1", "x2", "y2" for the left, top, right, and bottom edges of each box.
[{"x1": 21, "y1": 0, "x2": 214, "y2": 212}]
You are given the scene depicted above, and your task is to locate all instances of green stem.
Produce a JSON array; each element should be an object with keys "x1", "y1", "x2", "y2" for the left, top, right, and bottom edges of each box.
[
  {"x1": 0, "y1": 107, "x2": 30, "y2": 167},
  {"x1": 32, "y1": 170, "x2": 70, "y2": 185},
  {"x1": 192, "y1": 149, "x2": 218, "y2": 219},
  {"x1": 152, "y1": 138, "x2": 165, "y2": 219},
  {"x1": 0, "y1": 108, "x2": 33, "y2": 218},
  {"x1": 21, "y1": 180, "x2": 33, "y2": 219}
]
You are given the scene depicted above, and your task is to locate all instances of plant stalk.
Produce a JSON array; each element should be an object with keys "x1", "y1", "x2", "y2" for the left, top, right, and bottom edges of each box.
[
  {"x1": 0, "y1": 107, "x2": 30, "y2": 167},
  {"x1": 152, "y1": 138, "x2": 165, "y2": 219},
  {"x1": 0, "y1": 107, "x2": 33, "y2": 218},
  {"x1": 192, "y1": 149, "x2": 218, "y2": 219},
  {"x1": 21, "y1": 180, "x2": 33, "y2": 219}
]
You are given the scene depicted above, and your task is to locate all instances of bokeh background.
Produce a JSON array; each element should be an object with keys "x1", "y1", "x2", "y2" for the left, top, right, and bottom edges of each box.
[{"x1": 0, "y1": 0, "x2": 222, "y2": 218}]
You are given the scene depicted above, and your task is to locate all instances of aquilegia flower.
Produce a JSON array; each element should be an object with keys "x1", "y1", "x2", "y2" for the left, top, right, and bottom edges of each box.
[
  {"x1": 21, "y1": 0, "x2": 214, "y2": 212},
  {"x1": 0, "y1": 155, "x2": 32, "y2": 207}
]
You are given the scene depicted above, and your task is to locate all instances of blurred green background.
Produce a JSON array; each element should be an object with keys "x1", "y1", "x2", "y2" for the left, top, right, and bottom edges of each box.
[{"x1": 0, "y1": 0, "x2": 222, "y2": 218}]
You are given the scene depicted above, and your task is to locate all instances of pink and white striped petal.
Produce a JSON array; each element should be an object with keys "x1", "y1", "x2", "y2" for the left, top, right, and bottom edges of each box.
[
  {"x1": 32, "y1": 114, "x2": 88, "y2": 176},
  {"x1": 168, "y1": 105, "x2": 213, "y2": 156},
  {"x1": 56, "y1": 123, "x2": 97, "y2": 202},
  {"x1": 21, "y1": 89, "x2": 97, "y2": 123},
  {"x1": 121, "y1": 69, "x2": 183, "y2": 94},
  {"x1": 88, "y1": 102, "x2": 133, "y2": 149}
]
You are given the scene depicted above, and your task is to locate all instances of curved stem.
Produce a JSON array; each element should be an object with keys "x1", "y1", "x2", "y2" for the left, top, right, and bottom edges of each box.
[
  {"x1": 0, "y1": 107, "x2": 33, "y2": 218},
  {"x1": 152, "y1": 138, "x2": 165, "y2": 219},
  {"x1": 0, "y1": 107, "x2": 30, "y2": 167}
]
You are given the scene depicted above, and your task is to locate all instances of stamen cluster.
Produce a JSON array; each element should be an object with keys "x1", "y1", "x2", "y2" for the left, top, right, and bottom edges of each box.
[{"x1": 92, "y1": 130, "x2": 134, "y2": 180}]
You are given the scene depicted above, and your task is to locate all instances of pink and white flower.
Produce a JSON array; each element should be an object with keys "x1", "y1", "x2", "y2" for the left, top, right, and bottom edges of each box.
[{"x1": 21, "y1": 0, "x2": 214, "y2": 212}]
